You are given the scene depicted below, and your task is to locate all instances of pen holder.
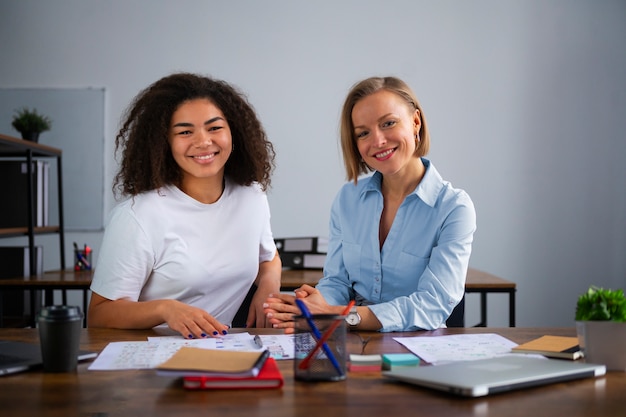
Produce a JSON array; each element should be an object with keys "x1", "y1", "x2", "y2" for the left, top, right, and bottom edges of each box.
[
  {"x1": 74, "y1": 249, "x2": 92, "y2": 271},
  {"x1": 294, "y1": 314, "x2": 347, "y2": 381}
]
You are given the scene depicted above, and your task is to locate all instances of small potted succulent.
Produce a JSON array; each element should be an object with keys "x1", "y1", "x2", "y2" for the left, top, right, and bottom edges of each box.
[
  {"x1": 11, "y1": 107, "x2": 52, "y2": 142},
  {"x1": 575, "y1": 286, "x2": 626, "y2": 371}
]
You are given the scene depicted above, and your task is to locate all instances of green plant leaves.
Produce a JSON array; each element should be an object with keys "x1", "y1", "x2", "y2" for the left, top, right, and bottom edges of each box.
[
  {"x1": 576, "y1": 286, "x2": 626, "y2": 322},
  {"x1": 11, "y1": 107, "x2": 52, "y2": 133}
]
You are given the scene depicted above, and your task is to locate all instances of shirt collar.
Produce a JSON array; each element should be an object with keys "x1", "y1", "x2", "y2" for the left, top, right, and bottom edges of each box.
[{"x1": 361, "y1": 158, "x2": 444, "y2": 208}]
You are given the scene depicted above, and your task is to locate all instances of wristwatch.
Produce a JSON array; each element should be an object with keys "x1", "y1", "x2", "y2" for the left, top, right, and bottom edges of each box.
[{"x1": 345, "y1": 305, "x2": 361, "y2": 328}]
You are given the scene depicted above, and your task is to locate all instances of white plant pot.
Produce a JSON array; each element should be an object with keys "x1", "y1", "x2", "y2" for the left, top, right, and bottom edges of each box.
[{"x1": 576, "y1": 321, "x2": 626, "y2": 371}]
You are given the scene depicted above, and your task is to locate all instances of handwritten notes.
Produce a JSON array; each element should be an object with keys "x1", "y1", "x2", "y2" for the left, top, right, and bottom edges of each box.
[
  {"x1": 393, "y1": 333, "x2": 517, "y2": 365},
  {"x1": 88, "y1": 333, "x2": 295, "y2": 371}
]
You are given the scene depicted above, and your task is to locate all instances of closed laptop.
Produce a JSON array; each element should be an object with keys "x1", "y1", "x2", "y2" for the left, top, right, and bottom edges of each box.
[
  {"x1": 382, "y1": 354, "x2": 605, "y2": 397},
  {"x1": 0, "y1": 340, "x2": 96, "y2": 376}
]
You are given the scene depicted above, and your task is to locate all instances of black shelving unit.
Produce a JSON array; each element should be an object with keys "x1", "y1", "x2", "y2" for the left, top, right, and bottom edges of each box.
[{"x1": 0, "y1": 133, "x2": 65, "y2": 274}]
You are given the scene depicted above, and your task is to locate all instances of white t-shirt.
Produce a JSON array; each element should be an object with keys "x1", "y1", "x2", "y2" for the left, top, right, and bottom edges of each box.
[{"x1": 90, "y1": 180, "x2": 277, "y2": 326}]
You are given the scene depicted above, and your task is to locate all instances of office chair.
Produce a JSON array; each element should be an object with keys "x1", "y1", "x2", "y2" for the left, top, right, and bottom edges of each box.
[
  {"x1": 232, "y1": 284, "x2": 257, "y2": 328},
  {"x1": 446, "y1": 294, "x2": 465, "y2": 327}
]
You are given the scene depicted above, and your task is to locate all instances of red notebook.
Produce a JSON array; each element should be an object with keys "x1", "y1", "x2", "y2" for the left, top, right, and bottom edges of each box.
[{"x1": 183, "y1": 357, "x2": 283, "y2": 390}]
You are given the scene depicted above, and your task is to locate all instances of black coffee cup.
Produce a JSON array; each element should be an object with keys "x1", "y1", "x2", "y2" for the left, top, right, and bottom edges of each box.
[{"x1": 37, "y1": 305, "x2": 83, "y2": 372}]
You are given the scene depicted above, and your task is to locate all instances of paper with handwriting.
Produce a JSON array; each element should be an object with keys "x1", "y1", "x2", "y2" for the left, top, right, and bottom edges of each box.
[
  {"x1": 88, "y1": 332, "x2": 294, "y2": 371},
  {"x1": 393, "y1": 333, "x2": 517, "y2": 365}
]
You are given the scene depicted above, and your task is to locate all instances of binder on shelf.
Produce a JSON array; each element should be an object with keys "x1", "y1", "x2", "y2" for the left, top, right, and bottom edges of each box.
[
  {"x1": 0, "y1": 160, "x2": 49, "y2": 228},
  {"x1": 0, "y1": 245, "x2": 44, "y2": 323},
  {"x1": 274, "y1": 236, "x2": 328, "y2": 254},
  {"x1": 280, "y1": 252, "x2": 326, "y2": 269},
  {"x1": 40, "y1": 160, "x2": 50, "y2": 226},
  {"x1": 0, "y1": 245, "x2": 44, "y2": 278}
]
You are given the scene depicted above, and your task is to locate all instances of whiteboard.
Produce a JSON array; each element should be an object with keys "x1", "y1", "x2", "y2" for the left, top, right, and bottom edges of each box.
[{"x1": 0, "y1": 88, "x2": 105, "y2": 231}]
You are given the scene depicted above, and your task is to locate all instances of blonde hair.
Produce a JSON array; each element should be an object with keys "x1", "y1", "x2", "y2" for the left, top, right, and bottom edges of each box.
[{"x1": 339, "y1": 76, "x2": 430, "y2": 183}]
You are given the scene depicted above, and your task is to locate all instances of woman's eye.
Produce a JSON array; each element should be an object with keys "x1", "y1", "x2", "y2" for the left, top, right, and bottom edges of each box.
[
  {"x1": 208, "y1": 125, "x2": 223, "y2": 132},
  {"x1": 382, "y1": 120, "x2": 396, "y2": 128},
  {"x1": 355, "y1": 130, "x2": 369, "y2": 140}
]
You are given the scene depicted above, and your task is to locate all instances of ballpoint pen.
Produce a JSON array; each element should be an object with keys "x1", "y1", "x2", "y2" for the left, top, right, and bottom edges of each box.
[
  {"x1": 295, "y1": 299, "x2": 343, "y2": 376},
  {"x1": 73, "y1": 242, "x2": 92, "y2": 270},
  {"x1": 298, "y1": 300, "x2": 354, "y2": 370}
]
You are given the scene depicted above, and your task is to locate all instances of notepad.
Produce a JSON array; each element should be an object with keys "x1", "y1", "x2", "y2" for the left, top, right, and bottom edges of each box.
[
  {"x1": 156, "y1": 348, "x2": 269, "y2": 377},
  {"x1": 183, "y1": 357, "x2": 283, "y2": 390},
  {"x1": 511, "y1": 336, "x2": 583, "y2": 360},
  {"x1": 348, "y1": 354, "x2": 382, "y2": 372}
]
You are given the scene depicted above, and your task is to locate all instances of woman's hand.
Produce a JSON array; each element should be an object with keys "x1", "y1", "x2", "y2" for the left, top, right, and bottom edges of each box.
[
  {"x1": 159, "y1": 299, "x2": 229, "y2": 339},
  {"x1": 293, "y1": 284, "x2": 335, "y2": 314},
  {"x1": 87, "y1": 292, "x2": 228, "y2": 339},
  {"x1": 263, "y1": 292, "x2": 300, "y2": 333},
  {"x1": 263, "y1": 285, "x2": 338, "y2": 333}
]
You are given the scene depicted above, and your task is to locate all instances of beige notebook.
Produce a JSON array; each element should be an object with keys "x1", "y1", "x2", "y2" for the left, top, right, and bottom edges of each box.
[
  {"x1": 157, "y1": 347, "x2": 269, "y2": 377},
  {"x1": 511, "y1": 336, "x2": 583, "y2": 360}
]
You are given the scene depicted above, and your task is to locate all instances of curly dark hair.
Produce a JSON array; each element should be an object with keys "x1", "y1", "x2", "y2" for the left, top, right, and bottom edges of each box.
[{"x1": 113, "y1": 72, "x2": 275, "y2": 197}]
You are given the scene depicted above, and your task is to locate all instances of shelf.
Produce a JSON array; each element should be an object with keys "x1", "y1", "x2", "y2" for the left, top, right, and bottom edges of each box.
[
  {"x1": 0, "y1": 133, "x2": 62, "y2": 157},
  {"x1": 0, "y1": 226, "x2": 62, "y2": 237},
  {"x1": 0, "y1": 133, "x2": 65, "y2": 323}
]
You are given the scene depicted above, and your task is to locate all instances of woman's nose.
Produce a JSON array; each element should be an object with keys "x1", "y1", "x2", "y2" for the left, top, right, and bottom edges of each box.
[
  {"x1": 370, "y1": 129, "x2": 386, "y2": 147},
  {"x1": 194, "y1": 130, "x2": 212, "y2": 146}
]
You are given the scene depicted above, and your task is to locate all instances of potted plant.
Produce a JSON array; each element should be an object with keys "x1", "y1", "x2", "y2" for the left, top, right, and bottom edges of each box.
[
  {"x1": 11, "y1": 107, "x2": 52, "y2": 142},
  {"x1": 575, "y1": 286, "x2": 626, "y2": 371}
]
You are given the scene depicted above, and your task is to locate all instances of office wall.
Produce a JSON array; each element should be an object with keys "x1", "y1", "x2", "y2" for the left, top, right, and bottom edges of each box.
[
  {"x1": 0, "y1": 87, "x2": 105, "y2": 231},
  {"x1": 1, "y1": 0, "x2": 624, "y2": 327}
]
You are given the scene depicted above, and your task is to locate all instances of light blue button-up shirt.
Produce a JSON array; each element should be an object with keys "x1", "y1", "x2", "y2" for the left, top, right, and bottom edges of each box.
[{"x1": 316, "y1": 158, "x2": 476, "y2": 331}]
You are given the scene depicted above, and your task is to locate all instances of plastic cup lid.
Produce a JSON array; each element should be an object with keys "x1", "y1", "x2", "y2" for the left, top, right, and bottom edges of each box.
[{"x1": 38, "y1": 305, "x2": 83, "y2": 321}]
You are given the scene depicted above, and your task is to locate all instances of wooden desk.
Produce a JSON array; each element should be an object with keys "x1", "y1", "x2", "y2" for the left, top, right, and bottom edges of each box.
[
  {"x1": 1, "y1": 268, "x2": 516, "y2": 328},
  {"x1": 281, "y1": 267, "x2": 517, "y2": 327},
  {"x1": 0, "y1": 327, "x2": 621, "y2": 417},
  {"x1": 0, "y1": 270, "x2": 92, "y2": 327}
]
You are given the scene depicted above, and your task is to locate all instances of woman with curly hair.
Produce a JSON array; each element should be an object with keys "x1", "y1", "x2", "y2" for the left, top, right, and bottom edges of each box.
[{"x1": 88, "y1": 73, "x2": 281, "y2": 338}]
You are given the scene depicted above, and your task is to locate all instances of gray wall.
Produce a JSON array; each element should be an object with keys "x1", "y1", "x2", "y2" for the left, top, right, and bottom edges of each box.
[{"x1": 1, "y1": 0, "x2": 624, "y2": 327}]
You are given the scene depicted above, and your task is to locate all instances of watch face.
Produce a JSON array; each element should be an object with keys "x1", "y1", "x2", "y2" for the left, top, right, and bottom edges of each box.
[{"x1": 346, "y1": 313, "x2": 359, "y2": 326}]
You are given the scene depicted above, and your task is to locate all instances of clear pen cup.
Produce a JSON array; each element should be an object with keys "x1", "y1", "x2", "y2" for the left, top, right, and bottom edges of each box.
[{"x1": 294, "y1": 314, "x2": 347, "y2": 381}]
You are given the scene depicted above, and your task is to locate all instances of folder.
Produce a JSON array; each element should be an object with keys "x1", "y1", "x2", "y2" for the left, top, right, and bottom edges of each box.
[
  {"x1": 0, "y1": 246, "x2": 43, "y2": 321},
  {"x1": 0, "y1": 245, "x2": 43, "y2": 278},
  {"x1": 0, "y1": 161, "x2": 49, "y2": 228},
  {"x1": 183, "y1": 357, "x2": 283, "y2": 390},
  {"x1": 280, "y1": 252, "x2": 326, "y2": 269},
  {"x1": 274, "y1": 237, "x2": 328, "y2": 254}
]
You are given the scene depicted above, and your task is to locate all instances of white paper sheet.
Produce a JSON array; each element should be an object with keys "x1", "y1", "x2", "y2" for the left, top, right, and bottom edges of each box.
[
  {"x1": 88, "y1": 333, "x2": 295, "y2": 371},
  {"x1": 393, "y1": 333, "x2": 518, "y2": 365}
]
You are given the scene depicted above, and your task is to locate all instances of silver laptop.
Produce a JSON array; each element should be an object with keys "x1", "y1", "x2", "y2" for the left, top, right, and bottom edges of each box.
[
  {"x1": 382, "y1": 354, "x2": 606, "y2": 397},
  {"x1": 0, "y1": 340, "x2": 97, "y2": 376}
]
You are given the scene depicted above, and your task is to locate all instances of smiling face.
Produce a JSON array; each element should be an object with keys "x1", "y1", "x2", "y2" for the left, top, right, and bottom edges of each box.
[
  {"x1": 352, "y1": 90, "x2": 421, "y2": 179},
  {"x1": 168, "y1": 98, "x2": 232, "y2": 198}
]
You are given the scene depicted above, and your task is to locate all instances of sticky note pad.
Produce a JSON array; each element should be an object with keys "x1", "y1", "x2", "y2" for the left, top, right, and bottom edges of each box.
[
  {"x1": 348, "y1": 354, "x2": 382, "y2": 372},
  {"x1": 382, "y1": 353, "x2": 420, "y2": 370}
]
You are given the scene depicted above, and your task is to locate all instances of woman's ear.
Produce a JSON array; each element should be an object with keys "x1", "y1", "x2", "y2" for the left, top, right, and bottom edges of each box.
[{"x1": 413, "y1": 109, "x2": 422, "y2": 135}]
